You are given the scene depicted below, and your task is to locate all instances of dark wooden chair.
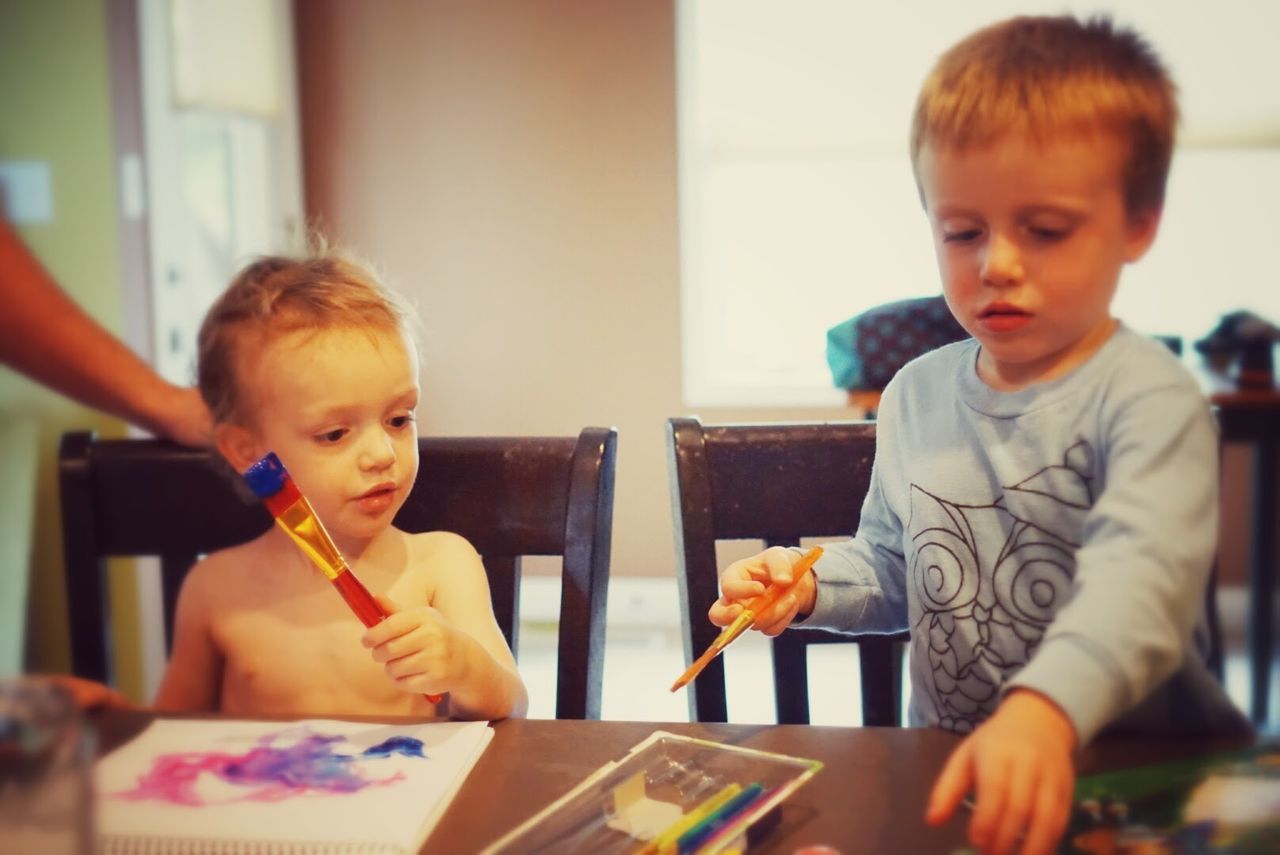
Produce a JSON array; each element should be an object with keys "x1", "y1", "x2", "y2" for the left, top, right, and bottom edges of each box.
[
  {"x1": 666, "y1": 417, "x2": 908, "y2": 726},
  {"x1": 58, "y1": 427, "x2": 617, "y2": 719}
]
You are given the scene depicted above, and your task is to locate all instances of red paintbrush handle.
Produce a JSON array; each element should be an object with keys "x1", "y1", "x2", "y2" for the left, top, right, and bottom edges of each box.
[{"x1": 332, "y1": 569, "x2": 443, "y2": 704}]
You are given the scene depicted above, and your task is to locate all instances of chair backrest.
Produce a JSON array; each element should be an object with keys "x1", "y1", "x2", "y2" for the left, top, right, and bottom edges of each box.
[
  {"x1": 58, "y1": 428, "x2": 616, "y2": 719},
  {"x1": 666, "y1": 417, "x2": 906, "y2": 725}
]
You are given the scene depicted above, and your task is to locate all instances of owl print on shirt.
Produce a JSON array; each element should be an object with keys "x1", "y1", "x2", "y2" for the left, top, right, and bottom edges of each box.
[{"x1": 907, "y1": 440, "x2": 1096, "y2": 733}]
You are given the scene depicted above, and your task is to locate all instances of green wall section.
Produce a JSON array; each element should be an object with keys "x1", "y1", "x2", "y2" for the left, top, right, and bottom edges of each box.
[{"x1": 0, "y1": 0, "x2": 145, "y2": 698}]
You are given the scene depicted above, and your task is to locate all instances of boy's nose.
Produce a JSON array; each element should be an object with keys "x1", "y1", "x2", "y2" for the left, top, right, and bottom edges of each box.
[
  {"x1": 358, "y1": 430, "x2": 396, "y2": 471},
  {"x1": 979, "y1": 233, "x2": 1023, "y2": 287}
]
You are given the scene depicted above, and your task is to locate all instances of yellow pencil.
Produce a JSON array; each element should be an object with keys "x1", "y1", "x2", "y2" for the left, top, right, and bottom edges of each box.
[{"x1": 670, "y1": 546, "x2": 823, "y2": 692}]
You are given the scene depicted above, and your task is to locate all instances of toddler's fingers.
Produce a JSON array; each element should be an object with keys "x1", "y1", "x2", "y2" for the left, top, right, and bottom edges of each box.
[
  {"x1": 362, "y1": 603, "x2": 420, "y2": 647},
  {"x1": 925, "y1": 737, "x2": 974, "y2": 827}
]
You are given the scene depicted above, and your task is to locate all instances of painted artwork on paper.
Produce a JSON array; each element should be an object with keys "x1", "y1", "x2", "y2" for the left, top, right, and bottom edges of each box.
[
  {"x1": 95, "y1": 718, "x2": 493, "y2": 851},
  {"x1": 108, "y1": 725, "x2": 429, "y2": 806}
]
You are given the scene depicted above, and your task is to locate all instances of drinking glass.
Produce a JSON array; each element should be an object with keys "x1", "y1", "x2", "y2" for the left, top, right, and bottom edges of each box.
[{"x1": 0, "y1": 676, "x2": 96, "y2": 854}]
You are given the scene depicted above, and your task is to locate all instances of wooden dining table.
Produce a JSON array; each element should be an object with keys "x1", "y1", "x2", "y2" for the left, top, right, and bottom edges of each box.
[{"x1": 91, "y1": 711, "x2": 1252, "y2": 854}]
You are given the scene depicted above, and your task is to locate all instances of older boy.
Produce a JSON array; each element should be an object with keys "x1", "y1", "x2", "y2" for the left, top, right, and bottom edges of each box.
[{"x1": 710, "y1": 15, "x2": 1248, "y2": 855}]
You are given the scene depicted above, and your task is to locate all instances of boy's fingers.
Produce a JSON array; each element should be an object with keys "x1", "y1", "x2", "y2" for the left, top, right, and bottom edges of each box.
[
  {"x1": 720, "y1": 576, "x2": 767, "y2": 600},
  {"x1": 761, "y1": 547, "x2": 797, "y2": 585},
  {"x1": 967, "y1": 751, "x2": 1010, "y2": 850},
  {"x1": 925, "y1": 738, "x2": 974, "y2": 826},
  {"x1": 989, "y1": 762, "x2": 1036, "y2": 855},
  {"x1": 1018, "y1": 773, "x2": 1071, "y2": 855},
  {"x1": 708, "y1": 599, "x2": 745, "y2": 626},
  {"x1": 1013, "y1": 783, "x2": 1064, "y2": 849},
  {"x1": 756, "y1": 596, "x2": 801, "y2": 635}
]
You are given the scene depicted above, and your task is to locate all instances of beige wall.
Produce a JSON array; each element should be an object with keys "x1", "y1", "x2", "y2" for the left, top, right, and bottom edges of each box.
[
  {"x1": 295, "y1": 0, "x2": 1254, "y2": 586},
  {"x1": 295, "y1": 0, "x2": 857, "y2": 580}
]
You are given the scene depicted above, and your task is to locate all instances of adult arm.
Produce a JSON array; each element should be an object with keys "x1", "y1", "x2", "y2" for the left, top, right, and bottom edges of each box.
[{"x1": 0, "y1": 220, "x2": 211, "y2": 446}]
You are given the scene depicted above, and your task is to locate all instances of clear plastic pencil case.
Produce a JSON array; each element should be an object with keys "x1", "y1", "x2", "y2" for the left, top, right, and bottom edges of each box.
[{"x1": 482, "y1": 730, "x2": 823, "y2": 854}]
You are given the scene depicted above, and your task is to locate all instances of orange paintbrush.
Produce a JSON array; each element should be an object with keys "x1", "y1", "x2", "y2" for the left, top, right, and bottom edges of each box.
[{"x1": 670, "y1": 546, "x2": 824, "y2": 692}]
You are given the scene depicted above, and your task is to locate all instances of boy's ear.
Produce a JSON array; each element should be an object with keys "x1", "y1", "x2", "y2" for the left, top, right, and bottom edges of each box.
[
  {"x1": 1123, "y1": 205, "x2": 1162, "y2": 263},
  {"x1": 214, "y1": 423, "x2": 263, "y2": 474}
]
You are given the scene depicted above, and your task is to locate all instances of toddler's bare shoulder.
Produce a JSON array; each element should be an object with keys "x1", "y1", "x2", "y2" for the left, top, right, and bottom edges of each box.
[
  {"x1": 400, "y1": 529, "x2": 483, "y2": 572},
  {"x1": 404, "y1": 529, "x2": 480, "y2": 556},
  {"x1": 183, "y1": 533, "x2": 276, "y2": 603}
]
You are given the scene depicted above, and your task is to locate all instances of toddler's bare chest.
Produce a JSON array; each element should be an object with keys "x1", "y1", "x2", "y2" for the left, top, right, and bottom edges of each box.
[{"x1": 212, "y1": 602, "x2": 414, "y2": 715}]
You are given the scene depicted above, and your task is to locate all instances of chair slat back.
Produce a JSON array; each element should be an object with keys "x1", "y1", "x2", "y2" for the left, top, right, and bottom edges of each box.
[{"x1": 666, "y1": 417, "x2": 905, "y2": 725}]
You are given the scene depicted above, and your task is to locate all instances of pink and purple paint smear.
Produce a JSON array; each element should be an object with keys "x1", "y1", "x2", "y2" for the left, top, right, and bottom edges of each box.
[{"x1": 110, "y1": 726, "x2": 428, "y2": 806}]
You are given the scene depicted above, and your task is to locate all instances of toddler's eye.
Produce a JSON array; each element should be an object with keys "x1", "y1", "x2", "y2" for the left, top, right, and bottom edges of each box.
[
  {"x1": 315, "y1": 428, "x2": 347, "y2": 444},
  {"x1": 942, "y1": 229, "x2": 981, "y2": 244},
  {"x1": 388, "y1": 414, "x2": 416, "y2": 429}
]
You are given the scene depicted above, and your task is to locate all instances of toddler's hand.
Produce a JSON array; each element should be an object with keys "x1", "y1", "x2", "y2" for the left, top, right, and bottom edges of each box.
[
  {"x1": 362, "y1": 596, "x2": 463, "y2": 698},
  {"x1": 925, "y1": 690, "x2": 1076, "y2": 855},
  {"x1": 707, "y1": 546, "x2": 816, "y2": 636}
]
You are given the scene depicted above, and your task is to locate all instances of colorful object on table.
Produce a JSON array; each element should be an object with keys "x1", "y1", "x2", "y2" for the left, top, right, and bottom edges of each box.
[
  {"x1": 670, "y1": 546, "x2": 824, "y2": 692},
  {"x1": 485, "y1": 730, "x2": 821, "y2": 854},
  {"x1": 1063, "y1": 743, "x2": 1280, "y2": 854},
  {"x1": 676, "y1": 782, "x2": 766, "y2": 854},
  {"x1": 632, "y1": 782, "x2": 742, "y2": 855},
  {"x1": 243, "y1": 452, "x2": 442, "y2": 704}
]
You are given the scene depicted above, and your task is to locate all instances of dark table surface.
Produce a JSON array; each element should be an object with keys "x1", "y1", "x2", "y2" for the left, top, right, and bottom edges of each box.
[{"x1": 91, "y1": 711, "x2": 1253, "y2": 854}]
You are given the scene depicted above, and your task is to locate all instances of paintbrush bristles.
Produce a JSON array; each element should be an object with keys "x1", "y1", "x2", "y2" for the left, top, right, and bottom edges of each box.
[{"x1": 670, "y1": 645, "x2": 718, "y2": 692}]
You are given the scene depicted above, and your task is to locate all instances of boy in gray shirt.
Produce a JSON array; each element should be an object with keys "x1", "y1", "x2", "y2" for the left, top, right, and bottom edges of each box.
[{"x1": 709, "y1": 15, "x2": 1248, "y2": 855}]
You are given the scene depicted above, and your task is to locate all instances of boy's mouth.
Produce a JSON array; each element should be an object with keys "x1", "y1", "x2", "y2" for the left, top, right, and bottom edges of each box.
[{"x1": 977, "y1": 303, "x2": 1032, "y2": 333}]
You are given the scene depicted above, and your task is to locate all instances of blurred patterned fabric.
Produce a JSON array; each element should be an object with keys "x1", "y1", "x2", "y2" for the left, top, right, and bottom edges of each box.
[{"x1": 826, "y1": 295, "x2": 969, "y2": 390}]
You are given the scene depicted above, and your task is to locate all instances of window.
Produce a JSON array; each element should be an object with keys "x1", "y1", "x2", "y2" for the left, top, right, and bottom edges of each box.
[{"x1": 678, "y1": 0, "x2": 1280, "y2": 406}]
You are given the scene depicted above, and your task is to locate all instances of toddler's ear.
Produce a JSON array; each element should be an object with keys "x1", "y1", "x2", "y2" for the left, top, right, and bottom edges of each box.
[{"x1": 214, "y1": 423, "x2": 262, "y2": 473}]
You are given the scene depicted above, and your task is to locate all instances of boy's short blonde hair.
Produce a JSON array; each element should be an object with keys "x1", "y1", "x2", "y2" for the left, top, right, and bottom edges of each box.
[
  {"x1": 197, "y1": 248, "x2": 415, "y2": 426},
  {"x1": 910, "y1": 15, "x2": 1177, "y2": 216}
]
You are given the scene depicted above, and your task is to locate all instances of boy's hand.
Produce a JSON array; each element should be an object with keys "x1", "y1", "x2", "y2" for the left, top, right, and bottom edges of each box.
[
  {"x1": 363, "y1": 595, "x2": 466, "y2": 697},
  {"x1": 707, "y1": 546, "x2": 817, "y2": 636},
  {"x1": 926, "y1": 690, "x2": 1076, "y2": 855}
]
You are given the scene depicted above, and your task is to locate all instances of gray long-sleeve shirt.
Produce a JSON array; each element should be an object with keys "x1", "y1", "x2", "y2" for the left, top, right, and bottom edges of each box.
[{"x1": 804, "y1": 324, "x2": 1248, "y2": 743}]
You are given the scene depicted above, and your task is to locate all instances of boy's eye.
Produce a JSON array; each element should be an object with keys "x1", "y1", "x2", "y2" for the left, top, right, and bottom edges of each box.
[
  {"x1": 388, "y1": 414, "x2": 415, "y2": 429},
  {"x1": 1028, "y1": 225, "x2": 1069, "y2": 242},
  {"x1": 942, "y1": 229, "x2": 981, "y2": 243},
  {"x1": 315, "y1": 428, "x2": 347, "y2": 444}
]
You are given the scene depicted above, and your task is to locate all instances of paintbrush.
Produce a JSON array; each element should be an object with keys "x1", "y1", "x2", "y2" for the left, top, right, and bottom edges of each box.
[
  {"x1": 670, "y1": 546, "x2": 823, "y2": 692},
  {"x1": 243, "y1": 452, "x2": 443, "y2": 704}
]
